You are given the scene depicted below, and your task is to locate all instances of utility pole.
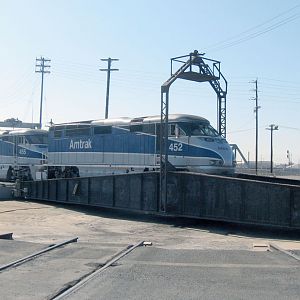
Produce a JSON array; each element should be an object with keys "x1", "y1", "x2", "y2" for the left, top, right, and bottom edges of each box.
[
  {"x1": 35, "y1": 57, "x2": 51, "y2": 128},
  {"x1": 287, "y1": 150, "x2": 293, "y2": 166},
  {"x1": 251, "y1": 79, "x2": 261, "y2": 175},
  {"x1": 266, "y1": 124, "x2": 279, "y2": 174},
  {"x1": 100, "y1": 58, "x2": 119, "y2": 119}
]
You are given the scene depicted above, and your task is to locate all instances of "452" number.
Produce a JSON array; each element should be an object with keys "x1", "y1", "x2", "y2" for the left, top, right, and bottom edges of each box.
[{"x1": 169, "y1": 142, "x2": 183, "y2": 152}]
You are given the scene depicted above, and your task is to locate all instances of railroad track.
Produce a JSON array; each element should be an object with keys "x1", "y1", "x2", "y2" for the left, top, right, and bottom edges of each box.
[
  {"x1": 51, "y1": 241, "x2": 151, "y2": 300},
  {"x1": 235, "y1": 173, "x2": 300, "y2": 185},
  {"x1": 0, "y1": 227, "x2": 298, "y2": 299},
  {"x1": 0, "y1": 237, "x2": 78, "y2": 272},
  {"x1": 0, "y1": 235, "x2": 151, "y2": 299}
]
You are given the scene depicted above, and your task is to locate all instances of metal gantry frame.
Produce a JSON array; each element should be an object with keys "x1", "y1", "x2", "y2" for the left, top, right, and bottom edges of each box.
[{"x1": 160, "y1": 50, "x2": 228, "y2": 211}]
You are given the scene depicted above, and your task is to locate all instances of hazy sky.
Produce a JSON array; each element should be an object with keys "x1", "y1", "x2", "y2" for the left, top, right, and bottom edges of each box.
[{"x1": 0, "y1": 0, "x2": 300, "y2": 164}]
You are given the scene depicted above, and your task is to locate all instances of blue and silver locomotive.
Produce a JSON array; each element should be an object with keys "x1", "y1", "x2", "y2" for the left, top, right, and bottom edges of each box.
[
  {"x1": 0, "y1": 129, "x2": 48, "y2": 181},
  {"x1": 47, "y1": 114, "x2": 235, "y2": 178}
]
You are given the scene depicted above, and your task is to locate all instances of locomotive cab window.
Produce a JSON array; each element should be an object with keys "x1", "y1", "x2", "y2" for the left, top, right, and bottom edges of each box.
[
  {"x1": 169, "y1": 124, "x2": 175, "y2": 136},
  {"x1": 17, "y1": 136, "x2": 27, "y2": 144},
  {"x1": 178, "y1": 122, "x2": 219, "y2": 137},
  {"x1": 192, "y1": 123, "x2": 218, "y2": 137},
  {"x1": 169, "y1": 124, "x2": 186, "y2": 137},
  {"x1": 26, "y1": 134, "x2": 47, "y2": 144}
]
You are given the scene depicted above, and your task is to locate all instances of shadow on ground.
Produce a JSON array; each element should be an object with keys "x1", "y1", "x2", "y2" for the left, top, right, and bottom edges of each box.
[{"x1": 20, "y1": 199, "x2": 300, "y2": 242}]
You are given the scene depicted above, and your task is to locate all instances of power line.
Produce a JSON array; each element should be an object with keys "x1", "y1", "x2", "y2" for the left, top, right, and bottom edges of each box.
[
  {"x1": 3, "y1": 75, "x2": 35, "y2": 102},
  {"x1": 259, "y1": 77, "x2": 300, "y2": 85},
  {"x1": 205, "y1": 4, "x2": 300, "y2": 51},
  {"x1": 205, "y1": 5, "x2": 300, "y2": 52},
  {"x1": 227, "y1": 128, "x2": 255, "y2": 134},
  {"x1": 210, "y1": 14, "x2": 299, "y2": 52},
  {"x1": 278, "y1": 125, "x2": 300, "y2": 131}
]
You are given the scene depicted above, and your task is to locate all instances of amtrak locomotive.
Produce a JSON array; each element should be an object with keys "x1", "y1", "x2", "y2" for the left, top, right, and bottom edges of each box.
[
  {"x1": 47, "y1": 114, "x2": 235, "y2": 179},
  {"x1": 0, "y1": 129, "x2": 48, "y2": 181}
]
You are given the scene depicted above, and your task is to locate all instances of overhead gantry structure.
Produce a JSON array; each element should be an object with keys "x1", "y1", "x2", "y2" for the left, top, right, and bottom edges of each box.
[
  {"x1": 0, "y1": 118, "x2": 40, "y2": 129},
  {"x1": 160, "y1": 50, "x2": 228, "y2": 210}
]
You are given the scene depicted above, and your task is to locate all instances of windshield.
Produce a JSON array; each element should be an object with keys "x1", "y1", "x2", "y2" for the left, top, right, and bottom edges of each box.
[
  {"x1": 26, "y1": 134, "x2": 48, "y2": 144},
  {"x1": 177, "y1": 122, "x2": 219, "y2": 137}
]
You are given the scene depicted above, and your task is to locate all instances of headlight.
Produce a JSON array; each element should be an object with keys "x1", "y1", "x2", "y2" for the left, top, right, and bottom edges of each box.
[{"x1": 210, "y1": 160, "x2": 224, "y2": 166}]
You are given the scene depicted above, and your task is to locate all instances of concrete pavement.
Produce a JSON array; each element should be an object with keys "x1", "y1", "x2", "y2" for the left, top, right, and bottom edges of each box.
[{"x1": 0, "y1": 200, "x2": 299, "y2": 299}]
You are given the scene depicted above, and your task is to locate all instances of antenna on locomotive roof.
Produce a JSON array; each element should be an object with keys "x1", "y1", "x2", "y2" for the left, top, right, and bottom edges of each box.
[{"x1": 45, "y1": 119, "x2": 54, "y2": 128}]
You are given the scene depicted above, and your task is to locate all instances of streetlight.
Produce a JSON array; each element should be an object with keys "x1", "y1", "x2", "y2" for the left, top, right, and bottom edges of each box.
[{"x1": 266, "y1": 124, "x2": 279, "y2": 174}]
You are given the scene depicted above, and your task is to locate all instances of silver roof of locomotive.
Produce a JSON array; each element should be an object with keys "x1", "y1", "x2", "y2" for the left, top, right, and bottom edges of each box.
[
  {"x1": 49, "y1": 114, "x2": 210, "y2": 128},
  {"x1": 91, "y1": 114, "x2": 209, "y2": 126}
]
